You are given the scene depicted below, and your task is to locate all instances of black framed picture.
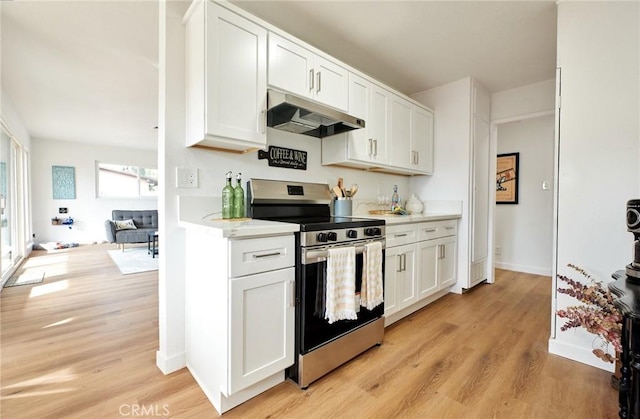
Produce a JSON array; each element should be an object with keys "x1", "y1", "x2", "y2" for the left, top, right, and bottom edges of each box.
[{"x1": 496, "y1": 152, "x2": 519, "y2": 204}]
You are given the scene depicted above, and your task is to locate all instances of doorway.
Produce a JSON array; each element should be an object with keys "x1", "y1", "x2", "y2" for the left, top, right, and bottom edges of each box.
[{"x1": 490, "y1": 112, "x2": 555, "y2": 277}]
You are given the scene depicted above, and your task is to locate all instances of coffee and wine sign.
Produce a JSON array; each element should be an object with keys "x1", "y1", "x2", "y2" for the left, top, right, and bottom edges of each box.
[{"x1": 258, "y1": 146, "x2": 307, "y2": 170}]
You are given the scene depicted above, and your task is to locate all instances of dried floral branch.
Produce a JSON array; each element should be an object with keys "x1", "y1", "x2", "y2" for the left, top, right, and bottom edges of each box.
[{"x1": 556, "y1": 264, "x2": 622, "y2": 363}]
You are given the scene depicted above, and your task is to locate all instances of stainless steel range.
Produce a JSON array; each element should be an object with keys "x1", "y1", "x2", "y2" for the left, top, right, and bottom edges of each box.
[{"x1": 248, "y1": 178, "x2": 385, "y2": 389}]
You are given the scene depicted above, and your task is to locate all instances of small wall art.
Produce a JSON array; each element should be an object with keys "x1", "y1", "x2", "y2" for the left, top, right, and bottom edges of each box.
[
  {"x1": 496, "y1": 153, "x2": 519, "y2": 204},
  {"x1": 52, "y1": 165, "x2": 76, "y2": 199}
]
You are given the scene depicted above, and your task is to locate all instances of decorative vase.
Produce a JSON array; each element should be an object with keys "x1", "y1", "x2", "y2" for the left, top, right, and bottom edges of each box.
[{"x1": 406, "y1": 194, "x2": 424, "y2": 214}]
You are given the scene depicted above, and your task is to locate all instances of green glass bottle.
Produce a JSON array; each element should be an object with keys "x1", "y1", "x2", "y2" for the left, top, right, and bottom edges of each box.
[
  {"x1": 233, "y1": 172, "x2": 245, "y2": 219},
  {"x1": 221, "y1": 171, "x2": 234, "y2": 219}
]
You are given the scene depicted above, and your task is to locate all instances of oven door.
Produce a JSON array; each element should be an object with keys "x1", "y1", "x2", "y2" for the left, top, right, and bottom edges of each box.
[{"x1": 299, "y1": 239, "x2": 385, "y2": 354}]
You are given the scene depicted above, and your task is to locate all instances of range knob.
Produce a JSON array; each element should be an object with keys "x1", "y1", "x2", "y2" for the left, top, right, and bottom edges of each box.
[
  {"x1": 317, "y1": 232, "x2": 328, "y2": 242},
  {"x1": 365, "y1": 227, "x2": 382, "y2": 237},
  {"x1": 327, "y1": 232, "x2": 338, "y2": 241},
  {"x1": 347, "y1": 229, "x2": 358, "y2": 239}
]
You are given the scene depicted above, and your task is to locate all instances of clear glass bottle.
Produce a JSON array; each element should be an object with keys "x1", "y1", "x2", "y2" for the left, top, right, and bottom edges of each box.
[
  {"x1": 222, "y1": 171, "x2": 234, "y2": 219},
  {"x1": 391, "y1": 185, "x2": 399, "y2": 210},
  {"x1": 233, "y1": 172, "x2": 245, "y2": 219}
]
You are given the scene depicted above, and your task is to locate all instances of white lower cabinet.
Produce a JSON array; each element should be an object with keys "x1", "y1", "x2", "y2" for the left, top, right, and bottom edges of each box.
[
  {"x1": 229, "y1": 268, "x2": 294, "y2": 394},
  {"x1": 384, "y1": 243, "x2": 417, "y2": 318},
  {"x1": 385, "y1": 219, "x2": 458, "y2": 326},
  {"x1": 185, "y1": 230, "x2": 295, "y2": 414}
]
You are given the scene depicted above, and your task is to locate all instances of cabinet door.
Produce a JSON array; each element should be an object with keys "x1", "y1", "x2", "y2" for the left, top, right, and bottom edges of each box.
[
  {"x1": 313, "y1": 55, "x2": 348, "y2": 111},
  {"x1": 228, "y1": 267, "x2": 294, "y2": 395},
  {"x1": 417, "y1": 240, "x2": 438, "y2": 300},
  {"x1": 438, "y1": 237, "x2": 457, "y2": 289},
  {"x1": 389, "y1": 95, "x2": 412, "y2": 170},
  {"x1": 205, "y1": 4, "x2": 267, "y2": 147},
  {"x1": 396, "y1": 244, "x2": 417, "y2": 310},
  {"x1": 384, "y1": 247, "x2": 400, "y2": 317},
  {"x1": 369, "y1": 84, "x2": 390, "y2": 164},
  {"x1": 346, "y1": 73, "x2": 373, "y2": 162},
  {"x1": 411, "y1": 106, "x2": 434, "y2": 174},
  {"x1": 268, "y1": 32, "x2": 314, "y2": 99},
  {"x1": 472, "y1": 115, "x2": 490, "y2": 263}
]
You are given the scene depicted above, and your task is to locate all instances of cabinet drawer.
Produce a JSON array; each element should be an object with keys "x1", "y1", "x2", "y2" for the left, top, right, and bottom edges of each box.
[
  {"x1": 229, "y1": 235, "x2": 295, "y2": 278},
  {"x1": 386, "y1": 224, "x2": 419, "y2": 247},
  {"x1": 418, "y1": 220, "x2": 458, "y2": 241},
  {"x1": 438, "y1": 220, "x2": 457, "y2": 238}
]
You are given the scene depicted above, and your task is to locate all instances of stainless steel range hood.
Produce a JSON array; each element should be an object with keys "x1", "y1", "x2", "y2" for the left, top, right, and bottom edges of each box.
[{"x1": 266, "y1": 89, "x2": 365, "y2": 138}]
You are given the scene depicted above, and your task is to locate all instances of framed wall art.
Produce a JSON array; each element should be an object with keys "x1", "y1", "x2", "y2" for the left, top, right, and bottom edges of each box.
[
  {"x1": 496, "y1": 152, "x2": 519, "y2": 204},
  {"x1": 52, "y1": 165, "x2": 76, "y2": 199}
]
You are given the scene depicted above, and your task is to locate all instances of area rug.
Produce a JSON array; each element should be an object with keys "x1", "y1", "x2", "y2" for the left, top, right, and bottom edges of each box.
[
  {"x1": 4, "y1": 271, "x2": 45, "y2": 287},
  {"x1": 108, "y1": 247, "x2": 159, "y2": 275}
]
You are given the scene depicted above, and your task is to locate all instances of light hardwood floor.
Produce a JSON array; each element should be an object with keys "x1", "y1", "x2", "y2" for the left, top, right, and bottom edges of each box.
[{"x1": 1, "y1": 244, "x2": 618, "y2": 418}]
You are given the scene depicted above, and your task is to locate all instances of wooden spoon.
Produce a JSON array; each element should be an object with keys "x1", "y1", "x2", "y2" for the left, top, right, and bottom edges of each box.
[{"x1": 332, "y1": 185, "x2": 343, "y2": 198}]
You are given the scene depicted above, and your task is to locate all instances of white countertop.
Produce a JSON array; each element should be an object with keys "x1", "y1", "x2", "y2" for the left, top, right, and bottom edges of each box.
[
  {"x1": 178, "y1": 196, "x2": 299, "y2": 238},
  {"x1": 369, "y1": 212, "x2": 461, "y2": 225},
  {"x1": 178, "y1": 196, "x2": 460, "y2": 237}
]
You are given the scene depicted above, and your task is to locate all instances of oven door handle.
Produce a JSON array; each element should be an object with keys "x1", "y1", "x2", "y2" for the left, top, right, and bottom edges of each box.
[{"x1": 303, "y1": 239, "x2": 386, "y2": 262}]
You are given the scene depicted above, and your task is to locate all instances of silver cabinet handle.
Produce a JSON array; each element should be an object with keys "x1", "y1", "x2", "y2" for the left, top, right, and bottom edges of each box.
[
  {"x1": 317, "y1": 71, "x2": 321, "y2": 93},
  {"x1": 373, "y1": 139, "x2": 378, "y2": 156},
  {"x1": 445, "y1": 226, "x2": 454, "y2": 230},
  {"x1": 442, "y1": 245, "x2": 445, "y2": 260},
  {"x1": 397, "y1": 254, "x2": 402, "y2": 273},
  {"x1": 423, "y1": 228, "x2": 436, "y2": 233},
  {"x1": 261, "y1": 109, "x2": 266, "y2": 134},
  {"x1": 415, "y1": 151, "x2": 419, "y2": 165},
  {"x1": 394, "y1": 233, "x2": 408, "y2": 238},
  {"x1": 309, "y1": 69, "x2": 314, "y2": 91},
  {"x1": 253, "y1": 252, "x2": 281, "y2": 259},
  {"x1": 369, "y1": 138, "x2": 373, "y2": 156},
  {"x1": 290, "y1": 279, "x2": 295, "y2": 307}
]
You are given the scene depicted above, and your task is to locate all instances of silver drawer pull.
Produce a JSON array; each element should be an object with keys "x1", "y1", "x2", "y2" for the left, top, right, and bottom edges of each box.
[
  {"x1": 253, "y1": 252, "x2": 281, "y2": 259},
  {"x1": 394, "y1": 233, "x2": 408, "y2": 237},
  {"x1": 423, "y1": 229, "x2": 436, "y2": 233},
  {"x1": 445, "y1": 226, "x2": 455, "y2": 230}
]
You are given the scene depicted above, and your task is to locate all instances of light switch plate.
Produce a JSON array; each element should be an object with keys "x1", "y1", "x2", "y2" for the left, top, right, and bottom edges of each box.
[{"x1": 176, "y1": 167, "x2": 198, "y2": 188}]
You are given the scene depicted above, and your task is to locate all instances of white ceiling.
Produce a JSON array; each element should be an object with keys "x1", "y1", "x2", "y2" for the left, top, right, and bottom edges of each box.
[{"x1": 1, "y1": 0, "x2": 557, "y2": 151}]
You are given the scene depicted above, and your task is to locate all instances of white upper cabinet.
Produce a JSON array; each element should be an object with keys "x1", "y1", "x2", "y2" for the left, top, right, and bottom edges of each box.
[
  {"x1": 389, "y1": 95, "x2": 413, "y2": 169},
  {"x1": 368, "y1": 83, "x2": 391, "y2": 164},
  {"x1": 412, "y1": 106, "x2": 434, "y2": 174},
  {"x1": 268, "y1": 32, "x2": 348, "y2": 111},
  {"x1": 322, "y1": 73, "x2": 389, "y2": 166},
  {"x1": 185, "y1": 1, "x2": 267, "y2": 152},
  {"x1": 387, "y1": 94, "x2": 434, "y2": 175}
]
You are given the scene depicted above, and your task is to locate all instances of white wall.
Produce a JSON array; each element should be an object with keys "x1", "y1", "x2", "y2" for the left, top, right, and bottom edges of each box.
[
  {"x1": 550, "y1": 1, "x2": 640, "y2": 371},
  {"x1": 157, "y1": 1, "x2": 412, "y2": 373},
  {"x1": 411, "y1": 77, "x2": 473, "y2": 292},
  {"x1": 491, "y1": 79, "x2": 555, "y2": 121},
  {"x1": 1, "y1": 90, "x2": 31, "y2": 150},
  {"x1": 31, "y1": 138, "x2": 157, "y2": 244},
  {"x1": 495, "y1": 115, "x2": 554, "y2": 275}
]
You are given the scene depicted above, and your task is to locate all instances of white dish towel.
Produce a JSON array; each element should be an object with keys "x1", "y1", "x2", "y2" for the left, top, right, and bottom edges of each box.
[
  {"x1": 361, "y1": 241, "x2": 384, "y2": 310},
  {"x1": 325, "y1": 246, "x2": 357, "y2": 324}
]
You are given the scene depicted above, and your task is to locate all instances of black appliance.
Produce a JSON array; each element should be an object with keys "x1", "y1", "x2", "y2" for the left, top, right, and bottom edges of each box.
[
  {"x1": 627, "y1": 199, "x2": 640, "y2": 279},
  {"x1": 248, "y1": 178, "x2": 385, "y2": 389}
]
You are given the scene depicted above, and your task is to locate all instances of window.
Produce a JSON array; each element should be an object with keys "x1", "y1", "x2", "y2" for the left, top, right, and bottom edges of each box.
[{"x1": 97, "y1": 163, "x2": 158, "y2": 198}]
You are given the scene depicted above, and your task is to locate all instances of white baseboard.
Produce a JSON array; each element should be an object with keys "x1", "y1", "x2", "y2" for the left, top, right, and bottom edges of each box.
[
  {"x1": 495, "y1": 262, "x2": 551, "y2": 277},
  {"x1": 156, "y1": 350, "x2": 186, "y2": 375},
  {"x1": 548, "y1": 338, "x2": 614, "y2": 373}
]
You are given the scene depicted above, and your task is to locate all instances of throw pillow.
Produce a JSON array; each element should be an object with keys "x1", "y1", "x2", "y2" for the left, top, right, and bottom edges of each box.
[{"x1": 114, "y1": 219, "x2": 137, "y2": 231}]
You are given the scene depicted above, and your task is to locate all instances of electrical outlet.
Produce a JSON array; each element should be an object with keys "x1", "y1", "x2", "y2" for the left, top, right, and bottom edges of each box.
[
  {"x1": 176, "y1": 167, "x2": 199, "y2": 188},
  {"x1": 495, "y1": 246, "x2": 502, "y2": 256}
]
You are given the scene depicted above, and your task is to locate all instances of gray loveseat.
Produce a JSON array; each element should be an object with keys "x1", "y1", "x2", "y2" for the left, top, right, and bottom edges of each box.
[{"x1": 105, "y1": 210, "x2": 158, "y2": 249}]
